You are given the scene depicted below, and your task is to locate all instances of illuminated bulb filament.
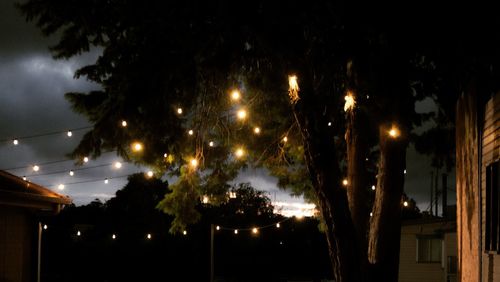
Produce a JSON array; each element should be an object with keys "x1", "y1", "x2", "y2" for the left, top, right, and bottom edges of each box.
[
  {"x1": 77, "y1": 231, "x2": 81, "y2": 236},
  {"x1": 370, "y1": 212, "x2": 373, "y2": 217},
  {"x1": 371, "y1": 185, "x2": 376, "y2": 191},
  {"x1": 43, "y1": 224, "x2": 48, "y2": 230},
  {"x1": 209, "y1": 141, "x2": 214, "y2": 147},
  {"x1": 163, "y1": 153, "x2": 168, "y2": 158},
  {"x1": 147, "y1": 234, "x2": 151, "y2": 239},
  {"x1": 388, "y1": 126, "x2": 400, "y2": 138},
  {"x1": 288, "y1": 75, "x2": 300, "y2": 104},
  {"x1": 112, "y1": 234, "x2": 116, "y2": 239},
  {"x1": 188, "y1": 129, "x2": 194, "y2": 135}
]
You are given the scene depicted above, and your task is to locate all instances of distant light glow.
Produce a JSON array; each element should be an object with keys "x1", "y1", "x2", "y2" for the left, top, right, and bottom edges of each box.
[
  {"x1": 344, "y1": 92, "x2": 356, "y2": 112},
  {"x1": 288, "y1": 75, "x2": 299, "y2": 104},
  {"x1": 13, "y1": 139, "x2": 18, "y2": 145},
  {"x1": 328, "y1": 122, "x2": 332, "y2": 127},
  {"x1": 58, "y1": 184, "x2": 65, "y2": 190},
  {"x1": 69, "y1": 170, "x2": 74, "y2": 176},
  {"x1": 254, "y1": 127, "x2": 261, "y2": 134},
  {"x1": 114, "y1": 162, "x2": 122, "y2": 169},
  {"x1": 33, "y1": 165, "x2": 39, "y2": 172},
  {"x1": 231, "y1": 90, "x2": 241, "y2": 101},
  {"x1": 370, "y1": 212, "x2": 373, "y2": 217},
  {"x1": 132, "y1": 142, "x2": 143, "y2": 152},
  {"x1": 237, "y1": 109, "x2": 247, "y2": 120},
  {"x1": 67, "y1": 130, "x2": 72, "y2": 137},
  {"x1": 83, "y1": 157, "x2": 89, "y2": 163},
  {"x1": 164, "y1": 153, "x2": 168, "y2": 158},
  {"x1": 404, "y1": 169, "x2": 407, "y2": 174},
  {"x1": 121, "y1": 120, "x2": 127, "y2": 127}
]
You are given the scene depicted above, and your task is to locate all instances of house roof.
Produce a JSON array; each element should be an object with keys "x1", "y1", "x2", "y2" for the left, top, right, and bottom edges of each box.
[{"x1": 0, "y1": 170, "x2": 71, "y2": 211}]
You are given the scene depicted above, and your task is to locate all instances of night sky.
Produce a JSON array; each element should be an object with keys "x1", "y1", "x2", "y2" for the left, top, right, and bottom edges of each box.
[{"x1": 0, "y1": 0, "x2": 455, "y2": 214}]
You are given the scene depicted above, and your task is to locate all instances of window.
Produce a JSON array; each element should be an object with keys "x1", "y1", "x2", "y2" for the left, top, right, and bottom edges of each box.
[
  {"x1": 485, "y1": 161, "x2": 499, "y2": 252},
  {"x1": 417, "y1": 236, "x2": 442, "y2": 263}
]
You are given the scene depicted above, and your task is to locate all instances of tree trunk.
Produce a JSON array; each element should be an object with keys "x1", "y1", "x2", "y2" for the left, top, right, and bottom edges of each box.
[
  {"x1": 346, "y1": 106, "x2": 371, "y2": 277},
  {"x1": 368, "y1": 125, "x2": 407, "y2": 282},
  {"x1": 291, "y1": 82, "x2": 361, "y2": 282}
]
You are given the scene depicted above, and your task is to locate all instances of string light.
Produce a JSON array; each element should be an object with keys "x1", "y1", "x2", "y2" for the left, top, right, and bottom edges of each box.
[
  {"x1": 235, "y1": 148, "x2": 245, "y2": 158},
  {"x1": 188, "y1": 129, "x2": 194, "y2": 135},
  {"x1": 114, "y1": 162, "x2": 122, "y2": 169},
  {"x1": 252, "y1": 228, "x2": 258, "y2": 234},
  {"x1": 121, "y1": 120, "x2": 127, "y2": 127},
  {"x1": 57, "y1": 184, "x2": 65, "y2": 190},
  {"x1": 344, "y1": 91, "x2": 356, "y2": 112},
  {"x1": 43, "y1": 224, "x2": 47, "y2": 230},
  {"x1": 190, "y1": 158, "x2": 198, "y2": 168},
  {"x1": 69, "y1": 170, "x2": 74, "y2": 176},
  {"x1": 342, "y1": 179, "x2": 348, "y2": 186},
  {"x1": 177, "y1": 108, "x2": 183, "y2": 114},
  {"x1": 83, "y1": 157, "x2": 89, "y2": 163},
  {"x1": 33, "y1": 165, "x2": 40, "y2": 172},
  {"x1": 237, "y1": 109, "x2": 247, "y2": 120},
  {"x1": 288, "y1": 75, "x2": 299, "y2": 104},
  {"x1": 0, "y1": 126, "x2": 92, "y2": 144},
  {"x1": 234, "y1": 229, "x2": 238, "y2": 235},
  {"x1": 104, "y1": 178, "x2": 109, "y2": 184},
  {"x1": 231, "y1": 90, "x2": 241, "y2": 101},
  {"x1": 388, "y1": 126, "x2": 400, "y2": 138},
  {"x1": 371, "y1": 185, "x2": 376, "y2": 191},
  {"x1": 13, "y1": 139, "x2": 18, "y2": 145},
  {"x1": 209, "y1": 141, "x2": 215, "y2": 147},
  {"x1": 67, "y1": 130, "x2": 72, "y2": 137},
  {"x1": 132, "y1": 142, "x2": 143, "y2": 152},
  {"x1": 253, "y1": 127, "x2": 261, "y2": 134}
]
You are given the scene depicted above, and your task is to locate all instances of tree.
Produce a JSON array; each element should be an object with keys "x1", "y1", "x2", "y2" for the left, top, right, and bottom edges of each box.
[{"x1": 18, "y1": 1, "x2": 455, "y2": 281}]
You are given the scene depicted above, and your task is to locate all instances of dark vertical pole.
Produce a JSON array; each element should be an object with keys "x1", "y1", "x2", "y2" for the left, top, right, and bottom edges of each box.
[
  {"x1": 210, "y1": 224, "x2": 214, "y2": 282},
  {"x1": 430, "y1": 171, "x2": 434, "y2": 215},
  {"x1": 442, "y1": 173, "x2": 448, "y2": 218}
]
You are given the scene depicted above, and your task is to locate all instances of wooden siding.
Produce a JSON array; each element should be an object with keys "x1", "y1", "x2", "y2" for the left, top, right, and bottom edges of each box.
[{"x1": 481, "y1": 93, "x2": 500, "y2": 282}]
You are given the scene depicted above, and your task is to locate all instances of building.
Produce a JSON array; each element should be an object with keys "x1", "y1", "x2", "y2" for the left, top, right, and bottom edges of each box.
[
  {"x1": 0, "y1": 170, "x2": 71, "y2": 282},
  {"x1": 456, "y1": 92, "x2": 499, "y2": 281},
  {"x1": 399, "y1": 217, "x2": 457, "y2": 282}
]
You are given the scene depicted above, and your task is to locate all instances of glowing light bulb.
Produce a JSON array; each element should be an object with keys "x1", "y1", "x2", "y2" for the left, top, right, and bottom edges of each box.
[
  {"x1": 43, "y1": 224, "x2": 48, "y2": 230},
  {"x1": 177, "y1": 108, "x2": 183, "y2": 114},
  {"x1": 404, "y1": 169, "x2": 407, "y2": 174},
  {"x1": 235, "y1": 148, "x2": 245, "y2": 158},
  {"x1": 231, "y1": 90, "x2": 241, "y2": 101},
  {"x1": 22, "y1": 176, "x2": 26, "y2": 181},
  {"x1": 328, "y1": 122, "x2": 332, "y2": 127},
  {"x1": 254, "y1": 127, "x2": 261, "y2": 134},
  {"x1": 288, "y1": 75, "x2": 299, "y2": 104},
  {"x1": 83, "y1": 157, "x2": 89, "y2": 163},
  {"x1": 77, "y1": 230, "x2": 81, "y2": 236},
  {"x1": 146, "y1": 171, "x2": 153, "y2": 178},
  {"x1": 370, "y1": 212, "x2": 373, "y2": 217},
  {"x1": 13, "y1": 139, "x2": 18, "y2": 145},
  {"x1": 121, "y1": 120, "x2": 127, "y2": 127},
  {"x1": 112, "y1": 234, "x2": 116, "y2": 240},
  {"x1": 388, "y1": 126, "x2": 400, "y2": 138},
  {"x1": 371, "y1": 185, "x2": 376, "y2": 191},
  {"x1": 183, "y1": 230, "x2": 187, "y2": 235},
  {"x1": 209, "y1": 141, "x2": 214, "y2": 147},
  {"x1": 252, "y1": 228, "x2": 258, "y2": 234},
  {"x1": 188, "y1": 129, "x2": 194, "y2": 135},
  {"x1": 190, "y1": 159, "x2": 198, "y2": 168},
  {"x1": 132, "y1": 142, "x2": 143, "y2": 152},
  {"x1": 69, "y1": 170, "x2": 74, "y2": 176},
  {"x1": 276, "y1": 223, "x2": 280, "y2": 228},
  {"x1": 147, "y1": 234, "x2": 151, "y2": 239},
  {"x1": 229, "y1": 191, "x2": 237, "y2": 199},
  {"x1": 164, "y1": 153, "x2": 168, "y2": 158},
  {"x1": 237, "y1": 109, "x2": 247, "y2": 120},
  {"x1": 33, "y1": 165, "x2": 39, "y2": 172},
  {"x1": 67, "y1": 130, "x2": 72, "y2": 137},
  {"x1": 344, "y1": 91, "x2": 356, "y2": 112},
  {"x1": 104, "y1": 178, "x2": 109, "y2": 184},
  {"x1": 216, "y1": 226, "x2": 220, "y2": 231},
  {"x1": 342, "y1": 179, "x2": 348, "y2": 186},
  {"x1": 403, "y1": 201, "x2": 408, "y2": 207},
  {"x1": 114, "y1": 162, "x2": 122, "y2": 169},
  {"x1": 282, "y1": 136, "x2": 288, "y2": 143},
  {"x1": 202, "y1": 195, "x2": 209, "y2": 204},
  {"x1": 58, "y1": 184, "x2": 65, "y2": 190},
  {"x1": 234, "y1": 229, "x2": 238, "y2": 234}
]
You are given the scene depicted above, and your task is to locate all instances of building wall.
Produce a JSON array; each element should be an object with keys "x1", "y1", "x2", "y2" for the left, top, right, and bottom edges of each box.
[
  {"x1": 399, "y1": 221, "x2": 456, "y2": 282},
  {"x1": 456, "y1": 92, "x2": 481, "y2": 282},
  {"x1": 0, "y1": 206, "x2": 36, "y2": 282},
  {"x1": 481, "y1": 93, "x2": 500, "y2": 282}
]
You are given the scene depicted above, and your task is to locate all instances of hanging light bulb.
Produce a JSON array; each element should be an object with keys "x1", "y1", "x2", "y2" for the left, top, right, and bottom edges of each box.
[
  {"x1": 177, "y1": 108, "x2": 183, "y2": 114},
  {"x1": 388, "y1": 125, "x2": 400, "y2": 138},
  {"x1": 370, "y1": 212, "x2": 373, "y2": 217},
  {"x1": 188, "y1": 129, "x2": 194, "y2": 135},
  {"x1": 43, "y1": 224, "x2": 48, "y2": 230},
  {"x1": 13, "y1": 139, "x2": 19, "y2": 145},
  {"x1": 252, "y1": 228, "x2": 258, "y2": 234},
  {"x1": 202, "y1": 195, "x2": 209, "y2": 204},
  {"x1": 67, "y1": 130, "x2": 72, "y2": 137},
  {"x1": 342, "y1": 179, "x2": 348, "y2": 186},
  {"x1": 121, "y1": 120, "x2": 127, "y2": 127},
  {"x1": 234, "y1": 229, "x2": 238, "y2": 235},
  {"x1": 112, "y1": 234, "x2": 116, "y2": 240},
  {"x1": 146, "y1": 171, "x2": 154, "y2": 178},
  {"x1": 104, "y1": 178, "x2": 109, "y2": 184},
  {"x1": 237, "y1": 109, "x2": 247, "y2": 120},
  {"x1": 276, "y1": 223, "x2": 280, "y2": 228},
  {"x1": 83, "y1": 157, "x2": 89, "y2": 163},
  {"x1": 371, "y1": 185, "x2": 376, "y2": 191},
  {"x1": 282, "y1": 136, "x2": 288, "y2": 143},
  {"x1": 58, "y1": 184, "x2": 65, "y2": 190},
  {"x1": 69, "y1": 170, "x2": 74, "y2": 176},
  {"x1": 328, "y1": 122, "x2": 332, "y2": 127},
  {"x1": 132, "y1": 142, "x2": 143, "y2": 152},
  {"x1": 190, "y1": 158, "x2": 198, "y2": 168},
  {"x1": 288, "y1": 75, "x2": 299, "y2": 104},
  {"x1": 235, "y1": 148, "x2": 245, "y2": 158},
  {"x1": 147, "y1": 233, "x2": 151, "y2": 239},
  {"x1": 216, "y1": 226, "x2": 220, "y2": 231},
  {"x1": 164, "y1": 153, "x2": 168, "y2": 158},
  {"x1": 77, "y1": 230, "x2": 81, "y2": 236},
  {"x1": 209, "y1": 141, "x2": 215, "y2": 147},
  {"x1": 404, "y1": 169, "x2": 407, "y2": 174},
  {"x1": 403, "y1": 201, "x2": 409, "y2": 207},
  {"x1": 114, "y1": 162, "x2": 122, "y2": 169},
  {"x1": 344, "y1": 91, "x2": 356, "y2": 112},
  {"x1": 183, "y1": 230, "x2": 187, "y2": 235},
  {"x1": 231, "y1": 89, "x2": 241, "y2": 101},
  {"x1": 22, "y1": 176, "x2": 27, "y2": 181},
  {"x1": 254, "y1": 127, "x2": 261, "y2": 134},
  {"x1": 32, "y1": 165, "x2": 39, "y2": 172}
]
